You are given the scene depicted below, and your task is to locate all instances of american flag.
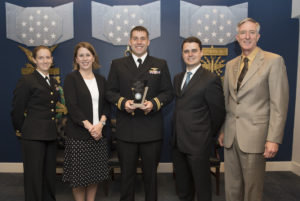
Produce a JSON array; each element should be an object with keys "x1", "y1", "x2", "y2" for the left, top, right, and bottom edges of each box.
[
  {"x1": 180, "y1": 1, "x2": 248, "y2": 45},
  {"x1": 92, "y1": 1, "x2": 161, "y2": 46},
  {"x1": 6, "y1": 2, "x2": 74, "y2": 47}
]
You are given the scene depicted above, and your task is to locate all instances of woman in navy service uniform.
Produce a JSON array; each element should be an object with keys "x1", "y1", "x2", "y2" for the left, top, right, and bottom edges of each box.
[{"x1": 11, "y1": 45, "x2": 59, "y2": 201}]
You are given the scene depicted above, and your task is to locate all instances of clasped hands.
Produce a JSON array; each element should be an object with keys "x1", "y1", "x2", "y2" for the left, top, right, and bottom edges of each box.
[
  {"x1": 125, "y1": 100, "x2": 153, "y2": 115},
  {"x1": 83, "y1": 120, "x2": 103, "y2": 141}
]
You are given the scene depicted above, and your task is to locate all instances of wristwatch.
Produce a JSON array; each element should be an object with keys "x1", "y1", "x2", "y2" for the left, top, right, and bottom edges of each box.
[{"x1": 100, "y1": 121, "x2": 106, "y2": 126}]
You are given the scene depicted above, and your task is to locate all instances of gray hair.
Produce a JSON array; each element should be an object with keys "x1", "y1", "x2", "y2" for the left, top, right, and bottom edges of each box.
[{"x1": 236, "y1": 18, "x2": 260, "y2": 34}]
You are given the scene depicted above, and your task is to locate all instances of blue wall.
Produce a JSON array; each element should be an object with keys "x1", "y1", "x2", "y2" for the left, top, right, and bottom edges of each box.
[{"x1": 0, "y1": 0, "x2": 298, "y2": 162}]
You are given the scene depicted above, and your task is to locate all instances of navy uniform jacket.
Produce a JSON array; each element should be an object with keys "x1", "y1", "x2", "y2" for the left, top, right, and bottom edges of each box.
[
  {"x1": 106, "y1": 55, "x2": 173, "y2": 142},
  {"x1": 63, "y1": 70, "x2": 110, "y2": 140},
  {"x1": 11, "y1": 70, "x2": 59, "y2": 141}
]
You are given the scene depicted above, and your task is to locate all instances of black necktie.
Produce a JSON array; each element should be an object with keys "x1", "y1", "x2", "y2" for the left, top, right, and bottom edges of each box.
[
  {"x1": 137, "y1": 58, "x2": 142, "y2": 68},
  {"x1": 182, "y1": 72, "x2": 192, "y2": 90},
  {"x1": 237, "y1": 57, "x2": 249, "y2": 91},
  {"x1": 45, "y1": 76, "x2": 51, "y2": 86}
]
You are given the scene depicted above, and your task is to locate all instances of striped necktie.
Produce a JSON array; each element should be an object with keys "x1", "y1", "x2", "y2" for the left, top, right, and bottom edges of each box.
[
  {"x1": 182, "y1": 71, "x2": 192, "y2": 90},
  {"x1": 237, "y1": 57, "x2": 249, "y2": 91}
]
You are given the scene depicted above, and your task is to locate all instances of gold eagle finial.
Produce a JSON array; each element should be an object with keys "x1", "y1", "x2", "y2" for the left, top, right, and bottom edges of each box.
[
  {"x1": 18, "y1": 44, "x2": 58, "y2": 64},
  {"x1": 18, "y1": 44, "x2": 58, "y2": 75},
  {"x1": 18, "y1": 45, "x2": 35, "y2": 65},
  {"x1": 18, "y1": 44, "x2": 59, "y2": 69}
]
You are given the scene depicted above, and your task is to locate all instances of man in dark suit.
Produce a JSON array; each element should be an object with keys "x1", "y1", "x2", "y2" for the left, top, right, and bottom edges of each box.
[
  {"x1": 106, "y1": 26, "x2": 173, "y2": 201},
  {"x1": 172, "y1": 37, "x2": 225, "y2": 201}
]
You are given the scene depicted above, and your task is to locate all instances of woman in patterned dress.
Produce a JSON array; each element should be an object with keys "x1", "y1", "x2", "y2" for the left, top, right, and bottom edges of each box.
[{"x1": 63, "y1": 42, "x2": 110, "y2": 201}]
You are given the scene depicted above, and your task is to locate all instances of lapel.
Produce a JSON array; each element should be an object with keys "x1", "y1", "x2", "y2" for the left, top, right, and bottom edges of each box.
[
  {"x1": 136, "y1": 55, "x2": 154, "y2": 78},
  {"x1": 124, "y1": 54, "x2": 156, "y2": 79},
  {"x1": 94, "y1": 74, "x2": 104, "y2": 99},
  {"x1": 238, "y1": 48, "x2": 264, "y2": 90},
  {"x1": 33, "y1": 70, "x2": 52, "y2": 90},
  {"x1": 76, "y1": 70, "x2": 103, "y2": 110},
  {"x1": 181, "y1": 67, "x2": 204, "y2": 95},
  {"x1": 124, "y1": 55, "x2": 139, "y2": 75},
  {"x1": 75, "y1": 70, "x2": 91, "y2": 93},
  {"x1": 175, "y1": 72, "x2": 185, "y2": 97},
  {"x1": 233, "y1": 58, "x2": 241, "y2": 91},
  {"x1": 49, "y1": 77, "x2": 57, "y2": 91}
]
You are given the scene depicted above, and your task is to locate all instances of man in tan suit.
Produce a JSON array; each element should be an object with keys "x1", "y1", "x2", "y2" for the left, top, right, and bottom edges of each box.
[{"x1": 218, "y1": 18, "x2": 289, "y2": 201}]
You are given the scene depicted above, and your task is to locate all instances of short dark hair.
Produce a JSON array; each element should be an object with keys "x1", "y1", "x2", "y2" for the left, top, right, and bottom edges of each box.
[
  {"x1": 130, "y1": 26, "x2": 149, "y2": 38},
  {"x1": 32, "y1": 45, "x2": 51, "y2": 59},
  {"x1": 73, "y1": 42, "x2": 100, "y2": 70},
  {"x1": 181, "y1": 36, "x2": 202, "y2": 50}
]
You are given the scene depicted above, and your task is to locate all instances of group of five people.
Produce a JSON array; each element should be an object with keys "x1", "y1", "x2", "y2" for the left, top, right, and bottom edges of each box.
[{"x1": 11, "y1": 17, "x2": 289, "y2": 201}]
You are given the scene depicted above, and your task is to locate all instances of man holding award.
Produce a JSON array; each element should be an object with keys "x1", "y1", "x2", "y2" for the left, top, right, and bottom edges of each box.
[{"x1": 106, "y1": 26, "x2": 173, "y2": 201}]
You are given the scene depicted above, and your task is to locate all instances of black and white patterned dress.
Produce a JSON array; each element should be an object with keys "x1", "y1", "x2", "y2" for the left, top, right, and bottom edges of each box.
[
  {"x1": 62, "y1": 137, "x2": 110, "y2": 187},
  {"x1": 63, "y1": 77, "x2": 110, "y2": 187}
]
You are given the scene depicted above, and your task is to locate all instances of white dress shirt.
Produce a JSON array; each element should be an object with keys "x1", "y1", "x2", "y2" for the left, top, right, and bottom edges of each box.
[
  {"x1": 132, "y1": 53, "x2": 147, "y2": 68},
  {"x1": 181, "y1": 64, "x2": 201, "y2": 89}
]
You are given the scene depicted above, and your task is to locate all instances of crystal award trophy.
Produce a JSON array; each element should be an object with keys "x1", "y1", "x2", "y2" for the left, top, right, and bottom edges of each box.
[{"x1": 131, "y1": 80, "x2": 148, "y2": 109}]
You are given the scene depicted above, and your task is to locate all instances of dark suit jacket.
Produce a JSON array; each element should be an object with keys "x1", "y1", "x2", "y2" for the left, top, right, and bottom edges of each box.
[
  {"x1": 11, "y1": 70, "x2": 59, "y2": 141},
  {"x1": 106, "y1": 55, "x2": 173, "y2": 142},
  {"x1": 172, "y1": 67, "x2": 225, "y2": 155},
  {"x1": 63, "y1": 70, "x2": 110, "y2": 140}
]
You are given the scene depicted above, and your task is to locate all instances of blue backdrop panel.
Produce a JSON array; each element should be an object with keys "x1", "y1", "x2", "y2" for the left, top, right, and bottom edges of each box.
[{"x1": 0, "y1": 0, "x2": 298, "y2": 162}]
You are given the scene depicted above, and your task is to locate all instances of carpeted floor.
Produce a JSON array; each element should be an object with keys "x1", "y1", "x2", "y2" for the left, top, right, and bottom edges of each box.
[{"x1": 1, "y1": 172, "x2": 300, "y2": 201}]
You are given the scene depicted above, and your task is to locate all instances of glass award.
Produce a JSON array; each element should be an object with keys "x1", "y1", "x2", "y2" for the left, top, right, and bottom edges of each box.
[{"x1": 131, "y1": 80, "x2": 148, "y2": 109}]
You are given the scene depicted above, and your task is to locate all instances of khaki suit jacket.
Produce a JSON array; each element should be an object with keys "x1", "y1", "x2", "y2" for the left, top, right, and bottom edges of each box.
[{"x1": 222, "y1": 48, "x2": 289, "y2": 153}]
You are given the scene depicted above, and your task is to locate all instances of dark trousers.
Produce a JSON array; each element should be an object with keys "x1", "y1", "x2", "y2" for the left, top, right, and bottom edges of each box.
[
  {"x1": 117, "y1": 139, "x2": 162, "y2": 201},
  {"x1": 172, "y1": 147, "x2": 211, "y2": 201},
  {"x1": 21, "y1": 139, "x2": 57, "y2": 201}
]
